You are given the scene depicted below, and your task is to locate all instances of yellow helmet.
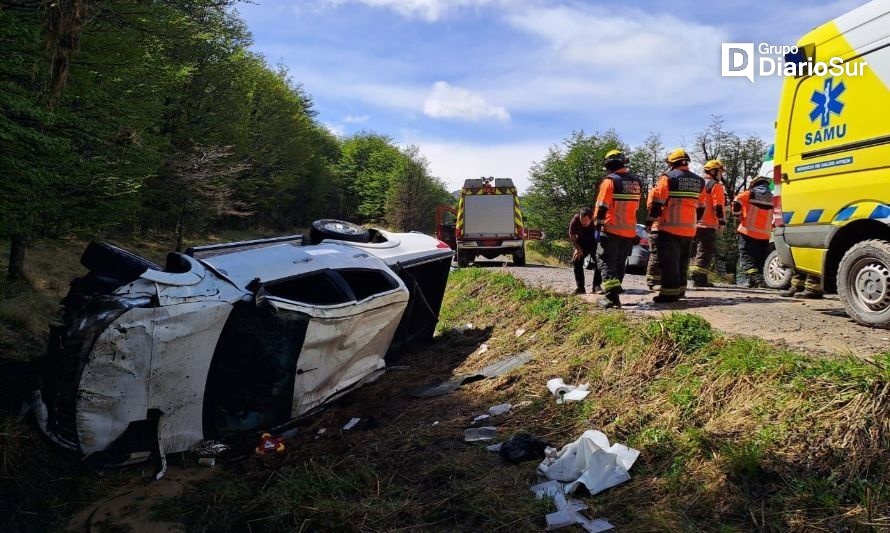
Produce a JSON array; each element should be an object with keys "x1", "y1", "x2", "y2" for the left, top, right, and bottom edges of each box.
[
  {"x1": 665, "y1": 148, "x2": 690, "y2": 164},
  {"x1": 603, "y1": 149, "x2": 628, "y2": 166},
  {"x1": 703, "y1": 159, "x2": 724, "y2": 171}
]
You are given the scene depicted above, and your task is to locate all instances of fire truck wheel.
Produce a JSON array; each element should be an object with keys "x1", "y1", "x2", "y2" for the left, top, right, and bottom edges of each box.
[{"x1": 512, "y1": 247, "x2": 526, "y2": 267}]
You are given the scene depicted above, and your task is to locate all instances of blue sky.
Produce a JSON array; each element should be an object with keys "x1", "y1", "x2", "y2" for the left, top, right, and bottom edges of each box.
[{"x1": 236, "y1": 0, "x2": 864, "y2": 191}]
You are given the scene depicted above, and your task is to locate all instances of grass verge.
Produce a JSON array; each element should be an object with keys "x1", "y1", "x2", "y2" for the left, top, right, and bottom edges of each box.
[{"x1": 152, "y1": 268, "x2": 888, "y2": 531}]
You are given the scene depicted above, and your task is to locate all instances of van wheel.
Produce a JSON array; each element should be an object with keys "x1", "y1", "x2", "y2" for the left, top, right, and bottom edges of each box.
[
  {"x1": 837, "y1": 239, "x2": 890, "y2": 329},
  {"x1": 309, "y1": 219, "x2": 370, "y2": 245},
  {"x1": 763, "y1": 249, "x2": 792, "y2": 289}
]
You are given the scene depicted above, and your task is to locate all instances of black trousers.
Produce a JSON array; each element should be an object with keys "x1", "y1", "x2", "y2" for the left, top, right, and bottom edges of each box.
[
  {"x1": 572, "y1": 243, "x2": 601, "y2": 290},
  {"x1": 656, "y1": 231, "x2": 692, "y2": 296},
  {"x1": 738, "y1": 233, "x2": 769, "y2": 283},
  {"x1": 690, "y1": 227, "x2": 717, "y2": 280},
  {"x1": 596, "y1": 232, "x2": 634, "y2": 294}
]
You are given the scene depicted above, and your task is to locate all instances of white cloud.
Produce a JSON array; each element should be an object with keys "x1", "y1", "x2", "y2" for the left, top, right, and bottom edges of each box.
[
  {"x1": 343, "y1": 114, "x2": 370, "y2": 123},
  {"x1": 496, "y1": 5, "x2": 731, "y2": 109},
  {"x1": 321, "y1": 0, "x2": 502, "y2": 22},
  {"x1": 400, "y1": 136, "x2": 550, "y2": 192},
  {"x1": 322, "y1": 122, "x2": 344, "y2": 137},
  {"x1": 423, "y1": 81, "x2": 510, "y2": 122}
]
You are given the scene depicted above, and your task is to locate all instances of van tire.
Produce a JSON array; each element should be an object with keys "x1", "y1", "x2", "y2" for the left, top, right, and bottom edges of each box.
[
  {"x1": 763, "y1": 249, "x2": 792, "y2": 289},
  {"x1": 309, "y1": 219, "x2": 370, "y2": 245},
  {"x1": 837, "y1": 239, "x2": 890, "y2": 329}
]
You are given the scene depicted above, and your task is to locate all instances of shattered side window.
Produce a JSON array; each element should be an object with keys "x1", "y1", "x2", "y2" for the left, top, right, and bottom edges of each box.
[
  {"x1": 263, "y1": 272, "x2": 353, "y2": 305},
  {"x1": 335, "y1": 269, "x2": 399, "y2": 301}
]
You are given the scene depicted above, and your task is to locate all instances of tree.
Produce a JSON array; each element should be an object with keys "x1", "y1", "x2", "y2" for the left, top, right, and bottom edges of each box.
[
  {"x1": 338, "y1": 133, "x2": 405, "y2": 223},
  {"x1": 385, "y1": 146, "x2": 451, "y2": 232},
  {"x1": 524, "y1": 130, "x2": 627, "y2": 243},
  {"x1": 157, "y1": 144, "x2": 250, "y2": 251},
  {"x1": 629, "y1": 133, "x2": 665, "y2": 222}
]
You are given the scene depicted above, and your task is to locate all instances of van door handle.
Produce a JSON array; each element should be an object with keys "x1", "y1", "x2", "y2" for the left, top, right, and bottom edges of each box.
[
  {"x1": 296, "y1": 367, "x2": 317, "y2": 374},
  {"x1": 782, "y1": 173, "x2": 790, "y2": 184}
]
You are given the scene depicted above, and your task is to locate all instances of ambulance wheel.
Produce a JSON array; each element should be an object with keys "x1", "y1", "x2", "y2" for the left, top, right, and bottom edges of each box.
[
  {"x1": 837, "y1": 239, "x2": 890, "y2": 329},
  {"x1": 763, "y1": 249, "x2": 792, "y2": 289}
]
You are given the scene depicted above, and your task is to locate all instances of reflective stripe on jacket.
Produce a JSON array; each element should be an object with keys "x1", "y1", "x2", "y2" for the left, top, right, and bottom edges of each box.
[
  {"x1": 595, "y1": 170, "x2": 643, "y2": 238},
  {"x1": 735, "y1": 185, "x2": 773, "y2": 240},
  {"x1": 649, "y1": 169, "x2": 706, "y2": 238},
  {"x1": 697, "y1": 178, "x2": 726, "y2": 229}
]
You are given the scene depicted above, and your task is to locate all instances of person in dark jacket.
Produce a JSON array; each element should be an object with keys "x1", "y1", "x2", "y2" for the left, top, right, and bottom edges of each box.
[{"x1": 569, "y1": 207, "x2": 602, "y2": 294}]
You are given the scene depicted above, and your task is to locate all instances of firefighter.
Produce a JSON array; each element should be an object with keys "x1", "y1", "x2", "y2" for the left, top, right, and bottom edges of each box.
[
  {"x1": 645, "y1": 149, "x2": 706, "y2": 303},
  {"x1": 569, "y1": 207, "x2": 601, "y2": 294},
  {"x1": 733, "y1": 176, "x2": 773, "y2": 288},
  {"x1": 593, "y1": 150, "x2": 643, "y2": 309},
  {"x1": 645, "y1": 186, "x2": 661, "y2": 291},
  {"x1": 781, "y1": 271, "x2": 824, "y2": 298},
  {"x1": 689, "y1": 160, "x2": 727, "y2": 287}
]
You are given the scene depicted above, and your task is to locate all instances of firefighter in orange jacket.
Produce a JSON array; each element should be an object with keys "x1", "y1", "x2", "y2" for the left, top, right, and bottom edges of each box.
[
  {"x1": 645, "y1": 149, "x2": 706, "y2": 303},
  {"x1": 690, "y1": 160, "x2": 727, "y2": 287},
  {"x1": 593, "y1": 150, "x2": 643, "y2": 309},
  {"x1": 733, "y1": 176, "x2": 774, "y2": 288}
]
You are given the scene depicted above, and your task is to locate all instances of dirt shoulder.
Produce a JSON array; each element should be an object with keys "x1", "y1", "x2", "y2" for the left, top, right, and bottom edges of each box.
[{"x1": 487, "y1": 259, "x2": 889, "y2": 358}]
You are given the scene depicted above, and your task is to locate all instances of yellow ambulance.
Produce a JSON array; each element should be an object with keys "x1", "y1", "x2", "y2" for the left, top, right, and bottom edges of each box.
[{"x1": 772, "y1": 0, "x2": 890, "y2": 328}]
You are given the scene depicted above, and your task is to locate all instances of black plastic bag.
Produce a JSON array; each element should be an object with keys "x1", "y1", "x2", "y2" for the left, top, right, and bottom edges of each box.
[{"x1": 499, "y1": 434, "x2": 549, "y2": 464}]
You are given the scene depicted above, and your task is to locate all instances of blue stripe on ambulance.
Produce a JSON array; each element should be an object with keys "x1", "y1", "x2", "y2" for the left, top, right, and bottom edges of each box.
[
  {"x1": 834, "y1": 206, "x2": 857, "y2": 222},
  {"x1": 804, "y1": 209, "x2": 824, "y2": 223},
  {"x1": 870, "y1": 204, "x2": 890, "y2": 220},
  {"x1": 783, "y1": 211, "x2": 794, "y2": 224}
]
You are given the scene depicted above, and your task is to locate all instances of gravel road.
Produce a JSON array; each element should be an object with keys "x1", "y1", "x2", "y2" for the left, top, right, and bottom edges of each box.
[{"x1": 468, "y1": 258, "x2": 890, "y2": 358}]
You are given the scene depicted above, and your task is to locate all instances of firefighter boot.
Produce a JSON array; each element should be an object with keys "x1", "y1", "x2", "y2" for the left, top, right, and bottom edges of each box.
[
  {"x1": 597, "y1": 291, "x2": 621, "y2": 310},
  {"x1": 794, "y1": 290, "x2": 823, "y2": 299},
  {"x1": 780, "y1": 285, "x2": 802, "y2": 297}
]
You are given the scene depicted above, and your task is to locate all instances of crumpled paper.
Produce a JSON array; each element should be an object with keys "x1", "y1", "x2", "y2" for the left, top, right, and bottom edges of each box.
[
  {"x1": 530, "y1": 480, "x2": 614, "y2": 532},
  {"x1": 537, "y1": 430, "x2": 639, "y2": 496}
]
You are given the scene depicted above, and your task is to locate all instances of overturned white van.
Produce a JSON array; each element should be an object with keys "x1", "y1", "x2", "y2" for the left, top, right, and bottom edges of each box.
[{"x1": 35, "y1": 223, "x2": 452, "y2": 467}]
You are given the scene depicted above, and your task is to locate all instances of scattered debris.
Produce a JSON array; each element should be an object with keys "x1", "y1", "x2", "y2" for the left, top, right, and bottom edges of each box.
[
  {"x1": 488, "y1": 403, "x2": 512, "y2": 416},
  {"x1": 537, "y1": 430, "x2": 639, "y2": 496},
  {"x1": 314, "y1": 428, "x2": 326, "y2": 440},
  {"x1": 343, "y1": 417, "x2": 361, "y2": 431},
  {"x1": 531, "y1": 480, "x2": 613, "y2": 532},
  {"x1": 473, "y1": 414, "x2": 491, "y2": 424},
  {"x1": 547, "y1": 378, "x2": 591, "y2": 404},
  {"x1": 197, "y1": 457, "x2": 216, "y2": 467},
  {"x1": 457, "y1": 322, "x2": 475, "y2": 332},
  {"x1": 410, "y1": 351, "x2": 534, "y2": 398},
  {"x1": 432, "y1": 421, "x2": 439, "y2": 426},
  {"x1": 485, "y1": 443, "x2": 503, "y2": 452},
  {"x1": 515, "y1": 328, "x2": 526, "y2": 337},
  {"x1": 191, "y1": 441, "x2": 230, "y2": 457},
  {"x1": 500, "y1": 434, "x2": 549, "y2": 464},
  {"x1": 255, "y1": 433, "x2": 285, "y2": 455},
  {"x1": 464, "y1": 426, "x2": 499, "y2": 442}
]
